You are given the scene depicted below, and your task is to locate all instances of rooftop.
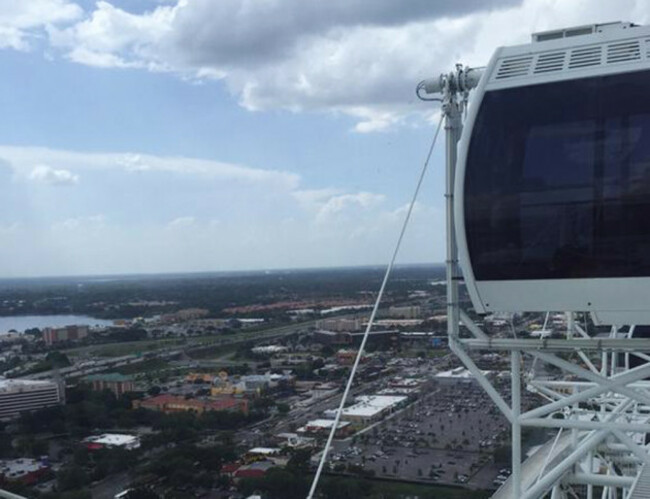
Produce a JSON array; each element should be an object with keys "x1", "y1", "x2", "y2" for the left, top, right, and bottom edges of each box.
[
  {"x1": 304, "y1": 419, "x2": 351, "y2": 429},
  {"x1": 341, "y1": 395, "x2": 407, "y2": 417},
  {"x1": 0, "y1": 459, "x2": 47, "y2": 478},
  {"x1": 84, "y1": 433, "x2": 140, "y2": 448},
  {"x1": 0, "y1": 379, "x2": 58, "y2": 393}
]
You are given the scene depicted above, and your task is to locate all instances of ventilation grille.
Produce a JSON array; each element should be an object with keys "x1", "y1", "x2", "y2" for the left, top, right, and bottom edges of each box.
[
  {"x1": 533, "y1": 52, "x2": 566, "y2": 73},
  {"x1": 494, "y1": 38, "x2": 649, "y2": 81},
  {"x1": 606, "y1": 40, "x2": 641, "y2": 63},
  {"x1": 568, "y1": 46, "x2": 602, "y2": 69},
  {"x1": 495, "y1": 56, "x2": 533, "y2": 79}
]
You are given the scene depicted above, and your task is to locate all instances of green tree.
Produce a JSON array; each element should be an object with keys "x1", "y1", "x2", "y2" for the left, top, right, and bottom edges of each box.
[{"x1": 57, "y1": 466, "x2": 90, "y2": 491}]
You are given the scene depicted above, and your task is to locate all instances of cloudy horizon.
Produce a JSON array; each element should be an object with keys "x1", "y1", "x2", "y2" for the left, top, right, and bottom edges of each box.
[{"x1": 0, "y1": 0, "x2": 647, "y2": 277}]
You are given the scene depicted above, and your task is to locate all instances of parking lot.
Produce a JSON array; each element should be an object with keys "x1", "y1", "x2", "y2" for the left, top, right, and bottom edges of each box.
[{"x1": 330, "y1": 381, "x2": 511, "y2": 489}]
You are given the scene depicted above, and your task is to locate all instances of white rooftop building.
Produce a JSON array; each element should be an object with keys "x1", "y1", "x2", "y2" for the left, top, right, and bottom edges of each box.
[
  {"x1": 324, "y1": 395, "x2": 408, "y2": 427},
  {"x1": 434, "y1": 367, "x2": 492, "y2": 385},
  {"x1": 83, "y1": 433, "x2": 141, "y2": 450}
]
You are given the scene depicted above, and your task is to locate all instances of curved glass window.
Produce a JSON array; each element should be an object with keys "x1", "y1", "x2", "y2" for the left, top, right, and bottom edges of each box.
[{"x1": 465, "y1": 69, "x2": 650, "y2": 280}]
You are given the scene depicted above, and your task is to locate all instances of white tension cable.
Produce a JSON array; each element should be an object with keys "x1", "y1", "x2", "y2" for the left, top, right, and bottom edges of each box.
[{"x1": 306, "y1": 115, "x2": 444, "y2": 499}]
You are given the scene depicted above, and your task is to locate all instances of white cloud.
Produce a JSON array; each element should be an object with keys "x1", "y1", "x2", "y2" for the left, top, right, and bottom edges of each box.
[
  {"x1": 52, "y1": 215, "x2": 105, "y2": 231},
  {"x1": 0, "y1": 142, "x2": 439, "y2": 275},
  {"x1": 28, "y1": 164, "x2": 79, "y2": 185},
  {"x1": 167, "y1": 216, "x2": 195, "y2": 228},
  {"x1": 1, "y1": 0, "x2": 648, "y2": 131},
  {"x1": 317, "y1": 191, "x2": 385, "y2": 222},
  {"x1": 0, "y1": 145, "x2": 299, "y2": 189},
  {"x1": 38, "y1": 0, "x2": 650, "y2": 131},
  {"x1": 292, "y1": 188, "x2": 342, "y2": 209},
  {"x1": 293, "y1": 188, "x2": 386, "y2": 222},
  {"x1": 0, "y1": 0, "x2": 82, "y2": 50}
]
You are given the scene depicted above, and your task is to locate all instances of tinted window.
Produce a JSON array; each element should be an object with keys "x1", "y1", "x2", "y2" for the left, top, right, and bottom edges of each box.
[{"x1": 465, "y1": 69, "x2": 650, "y2": 280}]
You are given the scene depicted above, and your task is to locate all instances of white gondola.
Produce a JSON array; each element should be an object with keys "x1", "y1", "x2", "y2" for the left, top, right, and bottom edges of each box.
[{"x1": 454, "y1": 22, "x2": 650, "y2": 324}]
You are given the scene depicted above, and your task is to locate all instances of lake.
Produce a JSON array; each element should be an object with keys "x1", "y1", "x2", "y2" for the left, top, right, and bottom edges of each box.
[{"x1": 0, "y1": 315, "x2": 114, "y2": 334}]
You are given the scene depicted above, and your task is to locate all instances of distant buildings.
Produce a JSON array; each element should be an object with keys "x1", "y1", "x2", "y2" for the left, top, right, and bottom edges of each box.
[
  {"x1": 316, "y1": 318, "x2": 362, "y2": 332},
  {"x1": 273, "y1": 432, "x2": 315, "y2": 449},
  {"x1": 313, "y1": 330, "x2": 352, "y2": 345},
  {"x1": 82, "y1": 373, "x2": 136, "y2": 397},
  {"x1": 43, "y1": 325, "x2": 89, "y2": 345},
  {"x1": 221, "y1": 461, "x2": 274, "y2": 481},
  {"x1": 335, "y1": 395, "x2": 407, "y2": 427},
  {"x1": 388, "y1": 305, "x2": 422, "y2": 319},
  {"x1": 336, "y1": 349, "x2": 369, "y2": 366},
  {"x1": 251, "y1": 345, "x2": 287, "y2": 355},
  {"x1": 185, "y1": 372, "x2": 214, "y2": 384},
  {"x1": 0, "y1": 379, "x2": 63, "y2": 420},
  {"x1": 210, "y1": 372, "x2": 295, "y2": 397},
  {"x1": 134, "y1": 394, "x2": 249, "y2": 416},
  {"x1": 83, "y1": 433, "x2": 141, "y2": 451},
  {"x1": 298, "y1": 419, "x2": 353, "y2": 438},
  {"x1": 434, "y1": 367, "x2": 493, "y2": 386},
  {"x1": 0, "y1": 459, "x2": 50, "y2": 485}
]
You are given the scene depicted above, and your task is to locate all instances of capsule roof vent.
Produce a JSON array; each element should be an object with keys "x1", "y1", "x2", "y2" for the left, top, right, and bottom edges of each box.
[
  {"x1": 606, "y1": 39, "x2": 641, "y2": 63},
  {"x1": 533, "y1": 51, "x2": 566, "y2": 74},
  {"x1": 495, "y1": 56, "x2": 533, "y2": 79},
  {"x1": 494, "y1": 37, "x2": 648, "y2": 82}
]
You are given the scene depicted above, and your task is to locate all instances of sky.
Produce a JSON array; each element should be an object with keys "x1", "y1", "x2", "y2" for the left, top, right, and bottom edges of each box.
[{"x1": 0, "y1": 0, "x2": 648, "y2": 277}]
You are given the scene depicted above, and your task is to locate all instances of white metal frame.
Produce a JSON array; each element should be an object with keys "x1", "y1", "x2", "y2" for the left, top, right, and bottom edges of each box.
[{"x1": 421, "y1": 51, "x2": 650, "y2": 497}]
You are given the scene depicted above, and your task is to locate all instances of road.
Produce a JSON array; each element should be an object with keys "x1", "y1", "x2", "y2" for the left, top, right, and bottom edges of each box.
[{"x1": 91, "y1": 471, "x2": 131, "y2": 499}]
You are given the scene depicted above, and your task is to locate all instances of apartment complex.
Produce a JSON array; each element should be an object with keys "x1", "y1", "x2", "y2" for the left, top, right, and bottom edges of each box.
[
  {"x1": 83, "y1": 373, "x2": 136, "y2": 397},
  {"x1": 43, "y1": 325, "x2": 89, "y2": 345}
]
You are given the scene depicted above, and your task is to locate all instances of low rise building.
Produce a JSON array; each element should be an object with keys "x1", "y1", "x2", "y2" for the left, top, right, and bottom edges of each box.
[
  {"x1": 336, "y1": 349, "x2": 369, "y2": 366},
  {"x1": 388, "y1": 305, "x2": 422, "y2": 319},
  {"x1": 0, "y1": 459, "x2": 49, "y2": 485},
  {"x1": 0, "y1": 379, "x2": 63, "y2": 420},
  {"x1": 244, "y1": 447, "x2": 287, "y2": 466},
  {"x1": 274, "y1": 432, "x2": 315, "y2": 449},
  {"x1": 298, "y1": 419, "x2": 353, "y2": 438},
  {"x1": 331, "y1": 395, "x2": 408, "y2": 428},
  {"x1": 83, "y1": 373, "x2": 135, "y2": 397},
  {"x1": 251, "y1": 345, "x2": 287, "y2": 355},
  {"x1": 233, "y1": 461, "x2": 274, "y2": 481},
  {"x1": 83, "y1": 433, "x2": 141, "y2": 451},
  {"x1": 313, "y1": 330, "x2": 352, "y2": 345},
  {"x1": 316, "y1": 318, "x2": 362, "y2": 332},
  {"x1": 434, "y1": 367, "x2": 493, "y2": 386},
  {"x1": 134, "y1": 394, "x2": 249, "y2": 415}
]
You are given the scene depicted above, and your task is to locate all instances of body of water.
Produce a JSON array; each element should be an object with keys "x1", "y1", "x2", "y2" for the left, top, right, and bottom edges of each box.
[{"x1": 0, "y1": 315, "x2": 114, "y2": 333}]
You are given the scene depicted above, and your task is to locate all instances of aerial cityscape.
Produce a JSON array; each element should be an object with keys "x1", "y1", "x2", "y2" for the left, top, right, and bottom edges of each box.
[
  {"x1": 0, "y1": 266, "x2": 547, "y2": 498},
  {"x1": 3, "y1": 1, "x2": 650, "y2": 499}
]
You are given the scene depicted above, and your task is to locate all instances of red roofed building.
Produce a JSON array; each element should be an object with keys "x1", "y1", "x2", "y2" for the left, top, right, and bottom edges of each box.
[
  {"x1": 233, "y1": 461, "x2": 274, "y2": 480},
  {"x1": 134, "y1": 394, "x2": 248, "y2": 415}
]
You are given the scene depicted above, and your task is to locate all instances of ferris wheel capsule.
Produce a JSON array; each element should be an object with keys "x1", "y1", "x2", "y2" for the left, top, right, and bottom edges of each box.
[{"x1": 454, "y1": 22, "x2": 650, "y2": 325}]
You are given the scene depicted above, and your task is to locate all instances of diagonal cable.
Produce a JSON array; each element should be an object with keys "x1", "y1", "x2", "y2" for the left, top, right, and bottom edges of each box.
[{"x1": 306, "y1": 114, "x2": 445, "y2": 499}]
